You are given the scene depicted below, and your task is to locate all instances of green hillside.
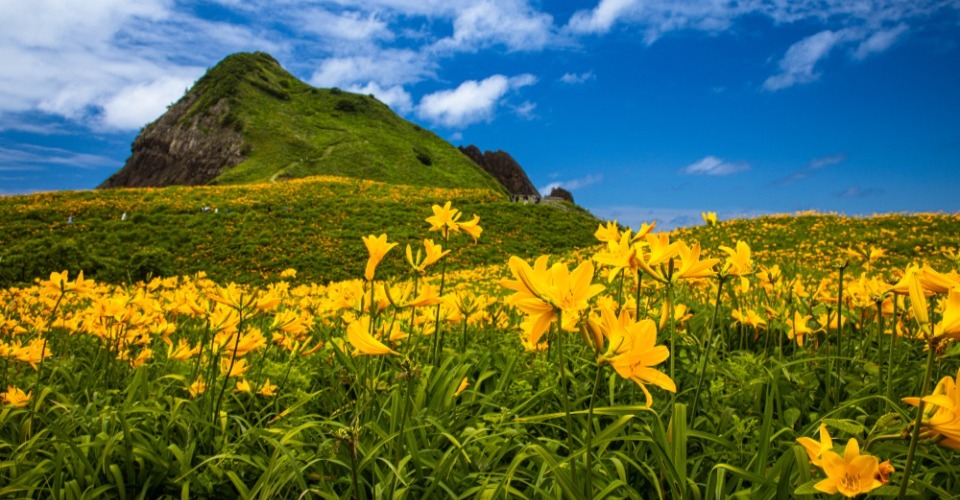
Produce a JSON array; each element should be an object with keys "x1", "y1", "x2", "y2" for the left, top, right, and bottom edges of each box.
[
  {"x1": 0, "y1": 176, "x2": 597, "y2": 286},
  {"x1": 183, "y1": 52, "x2": 504, "y2": 191}
]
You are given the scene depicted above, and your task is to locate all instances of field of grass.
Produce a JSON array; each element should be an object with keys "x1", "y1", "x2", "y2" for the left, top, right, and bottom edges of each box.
[
  {"x1": 2, "y1": 201, "x2": 960, "y2": 498},
  {"x1": 0, "y1": 177, "x2": 597, "y2": 287}
]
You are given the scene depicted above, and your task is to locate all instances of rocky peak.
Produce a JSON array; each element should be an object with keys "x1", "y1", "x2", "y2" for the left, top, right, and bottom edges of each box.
[
  {"x1": 547, "y1": 187, "x2": 574, "y2": 204},
  {"x1": 458, "y1": 145, "x2": 539, "y2": 197}
]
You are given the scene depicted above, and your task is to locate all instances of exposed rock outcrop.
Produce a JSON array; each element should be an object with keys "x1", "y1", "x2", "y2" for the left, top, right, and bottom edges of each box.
[
  {"x1": 547, "y1": 187, "x2": 574, "y2": 204},
  {"x1": 458, "y1": 145, "x2": 539, "y2": 197},
  {"x1": 98, "y1": 92, "x2": 247, "y2": 188}
]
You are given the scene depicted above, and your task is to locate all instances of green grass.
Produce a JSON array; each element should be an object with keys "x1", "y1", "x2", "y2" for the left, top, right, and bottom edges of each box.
[
  {"x1": 0, "y1": 177, "x2": 599, "y2": 286},
  {"x1": 178, "y1": 52, "x2": 504, "y2": 192}
]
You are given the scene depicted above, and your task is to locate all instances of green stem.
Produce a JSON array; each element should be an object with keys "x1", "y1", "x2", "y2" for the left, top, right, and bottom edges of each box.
[
  {"x1": 635, "y1": 270, "x2": 643, "y2": 319},
  {"x1": 616, "y1": 269, "x2": 625, "y2": 315},
  {"x1": 835, "y1": 262, "x2": 847, "y2": 407},
  {"x1": 585, "y1": 359, "x2": 604, "y2": 498},
  {"x1": 898, "y1": 340, "x2": 937, "y2": 499},
  {"x1": 690, "y1": 276, "x2": 726, "y2": 421},
  {"x1": 886, "y1": 299, "x2": 899, "y2": 404},
  {"x1": 554, "y1": 310, "x2": 578, "y2": 487},
  {"x1": 432, "y1": 243, "x2": 450, "y2": 364}
]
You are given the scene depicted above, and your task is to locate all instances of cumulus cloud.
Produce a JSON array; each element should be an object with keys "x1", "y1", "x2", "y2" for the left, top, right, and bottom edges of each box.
[
  {"x1": 417, "y1": 74, "x2": 536, "y2": 128},
  {"x1": 310, "y1": 50, "x2": 433, "y2": 89},
  {"x1": 99, "y1": 76, "x2": 194, "y2": 130},
  {"x1": 347, "y1": 82, "x2": 414, "y2": 114},
  {"x1": 431, "y1": 0, "x2": 554, "y2": 52},
  {"x1": 539, "y1": 174, "x2": 603, "y2": 195},
  {"x1": 559, "y1": 71, "x2": 595, "y2": 84},
  {"x1": 681, "y1": 156, "x2": 749, "y2": 176},
  {"x1": 763, "y1": 30, "x2": 851, "y2": 91}
]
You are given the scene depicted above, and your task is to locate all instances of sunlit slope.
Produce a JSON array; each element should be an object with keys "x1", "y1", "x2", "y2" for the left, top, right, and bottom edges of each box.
[
  {"x1": 674, "y1": 212, "x2": 960, "y2": 277},
  {"x1": 0, "y1": 177, "x2": 597, "y2": 285}
]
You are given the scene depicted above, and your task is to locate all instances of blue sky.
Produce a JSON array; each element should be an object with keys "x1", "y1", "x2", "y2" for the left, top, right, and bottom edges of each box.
[{"x1": 1, "y1": 1, "x2": 959, "y2": 229}]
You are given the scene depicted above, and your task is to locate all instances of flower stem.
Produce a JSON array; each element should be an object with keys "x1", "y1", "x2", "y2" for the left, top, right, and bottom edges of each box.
[
  {"x1": 554, "y1": 310, "x2": 578, "y2": 487},
  {"x1": 690, "y1": 276, "x2": 726, "y2": 422},
  {"x1": 898, "y1": 340, "x2": 937, "y2": 499},
  {"x1": 584, "y1": 359, "x2": 603, "y2": 498}
]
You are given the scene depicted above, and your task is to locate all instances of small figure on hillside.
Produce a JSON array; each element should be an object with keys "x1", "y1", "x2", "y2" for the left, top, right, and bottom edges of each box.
[
  {"x1": 121, "y1": 212, "x2": 127, "y2": 221},
  {"x1": 214, "y1": 207, "x2": 219, "y2": 214},
  {"x1": 68, "y1": 214, "x2": 73, "y2": 224}
]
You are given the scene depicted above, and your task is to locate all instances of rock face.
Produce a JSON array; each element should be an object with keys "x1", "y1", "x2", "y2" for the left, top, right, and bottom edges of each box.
[
  {"x1": 98, "y1": 92, "x2": 246, "y2": 188},
  {"x1": 548, "y1": 187, "x2": 574, "y2": 204},
  {"x1": 458, "y1": 145, "x2": 539, "y2": 197}
]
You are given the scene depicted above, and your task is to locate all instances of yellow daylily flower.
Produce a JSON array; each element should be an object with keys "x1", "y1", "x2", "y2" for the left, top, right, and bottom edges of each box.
[
  {"x1": 796, "y1": 424, "x2": 833, "y2": 467},
  {"x1": 426, "y1": 201, "x2": 462, "y2": 238},
  {"x1": 455, "y1": 377, "x2": 470, "y2": 397},
  {"x1": 258, "y1": 378, "x2": 278, "y2": 397},
  {"x1": 362, "y1": 233, "x2": 398, "y2": 281},
  {"x1": 1, "y1": 385, "x2": 31, "y2": 408},
  {"x1": 458, "y1": 214, "x2": 482, "y2": 241},
  {"x1": 597, "y1": 306, "x2": 676, "y2": 408},
  {"x1": 788, "y1": 311, "x2": 814, "y2": 347},
  {"x1": 346, "y1": 316, "x2": 398, "y2": 356},
  {"x1": 815, "y1": 439, "x2": 883, "y2": 498},
  {"x1": 719, "y1": 241, "x2": 752, "y2": 277}
]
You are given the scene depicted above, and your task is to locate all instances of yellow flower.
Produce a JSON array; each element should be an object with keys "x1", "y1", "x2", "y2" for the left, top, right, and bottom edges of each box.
[
  {"x1": 455, "y1": 377, "x2": 469, "y2": 397},
  {"x1": 457, "y1": 214, "x2": 482, "y2": 241},
  {"x1": 903, "y1": 367, "x2": 960, "y2": 449},
  {"x1": 188, "y1": 377, "x2": 206, "y2": 398},
  {"x1": 1, "y1": 385, "x2": 31, "y2": 408},
  {"x1": 406, "y1": 239, "x2": 450, "y2": 274},
  {"x1": 594, "y1": 221, "x2": 621, "y2": 243},
  {"x1": 815, "y1": 439, "x2": 882, "y2": 498},
  {"x1": 168, "y1": 339, "x2": 200, "y2": 361},
  {"x1": 500, "y1": 256, "x2": 605, "y2": 348},
  {"x1": 346, "y1": 316, "x2": 398, "y2": 356},
  {"x1": 673, "y1": 242, "x2": 719, "y2": 281},
  {"x1": 597, "y1": 306, "x2": 676, "y2": 408},
  {"x1": 796, "y1": 424, "x2": 833, "y2": 467},
  {"x1": 235, "y1": 378, "x2": 253, "y2": 393},
  {"x1": 934, "y1": 287, "x2": 960, "y2": 340},
  {"x1": 701, "y1": 211, "x2": 718, "y2": 226},
  {"x1": 635, "y1": 233, "x2": 681, "y2": 283},
  {"x1": 718, "y1": 241, "x2": 752, "y2": 277},
  {"x1": 426, "y1": 201, "x2": 462, "y2": 238},
  {"x1": 788, "y1": 311, "x2": 814, "y2": 347},
  {"x1": 258, "y1": 378, "x2": 278, "y2": 397},
  {"x1": 362, "y1": 233, "x2": 398, "y2": 281},
  {"x1": 279, "y1": 268, "x2": 297, "y2": 279},
  {"x1": 220, "y1": 357, "x2": 250, "y2": 378}
]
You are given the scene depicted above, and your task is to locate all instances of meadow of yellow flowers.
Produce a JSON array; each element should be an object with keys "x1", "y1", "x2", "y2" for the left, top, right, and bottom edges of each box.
[{"x1": 2, "y1": 201, "x2": 960, "y2": 498}]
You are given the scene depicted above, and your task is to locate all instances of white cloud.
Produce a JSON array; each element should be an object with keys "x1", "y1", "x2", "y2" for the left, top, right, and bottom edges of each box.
[
  {"x1": 299, "y1": 9, "x2": 393, "y2": 43},
  {"x1": 99, "y1": 76, "x2": 194, "y2": 130},
  {"x1": 539, "y1": 173, "x2": 603, "y2": 195},
  {"x1": 417, "y1": 74, "x2": 536, "y2": 128},
  {"x1": 347, "y1": 82, "x2": 413, "y2": 114},
  {"x1": 853, "y1": 24, "x2": 909, "y2": 59},
  {"x1": 431, "y1": 0, "x2": 554, "y2": 52},
  {"x1": 559, "y1": 71, "x2": 595, "y2": 84},
  {"x1": 310, "y1": 50, "x2": 433, "y2": 89},
  {"x1": 567, "y1": 0, "x2": 638, "y2": 34},
  {"x1": 681, "y1": 156, "x2": 749, "y2": 176},
  {"x1": 809, "y1": 154, "x2": 846, "y2": 170},
  {"x1": 763, "y1": 30, "x2": 851, "y2": 91},
  {"x1": 0, "y1": 144, "x2": 117, "y2": 170},
  {"x1": 513, "y1": 101, "x2": 537, "y2": 119}
]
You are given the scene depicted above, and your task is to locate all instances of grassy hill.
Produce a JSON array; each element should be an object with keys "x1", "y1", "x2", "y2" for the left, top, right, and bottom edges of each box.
[
  {"x1": 0, "y1": 176, "x2": 597, "y2": 286},
  {"x1": 103, "y1": 52, "x2": 506, "y2": 192}
]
